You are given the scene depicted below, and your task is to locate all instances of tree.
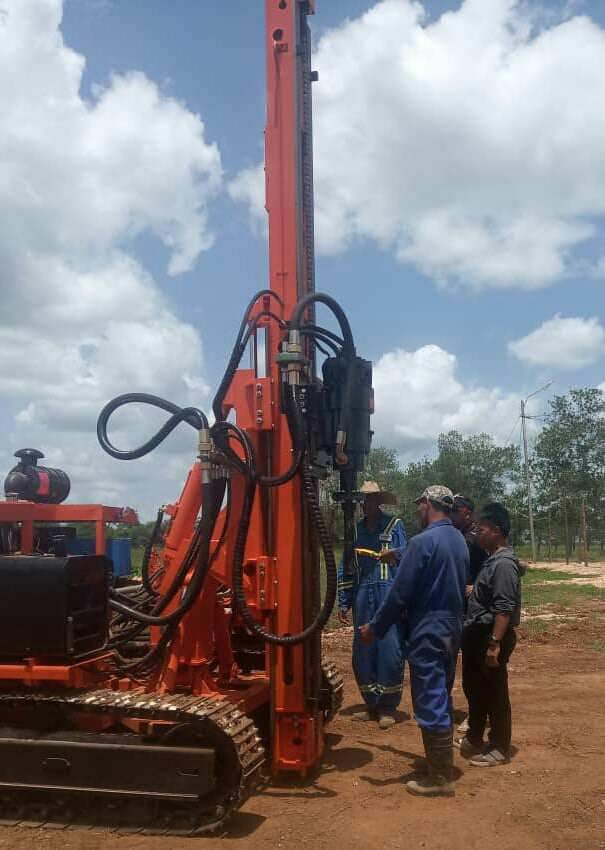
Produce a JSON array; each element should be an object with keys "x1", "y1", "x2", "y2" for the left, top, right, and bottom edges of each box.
[
  {"x1": 431, "y1": 431, "x2": 520, "y2": 505},
  {"x1": 535, "y1": 388, "x2": 605, "y2": 503},
  {"x1": 534, "y1": 388, "x2": 605, "y2": 559}
]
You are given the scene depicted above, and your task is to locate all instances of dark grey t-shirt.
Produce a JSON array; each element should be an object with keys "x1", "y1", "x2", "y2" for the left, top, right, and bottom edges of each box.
[{"x1": 465, "y1": 546, "x2": 523, "y2": 628}]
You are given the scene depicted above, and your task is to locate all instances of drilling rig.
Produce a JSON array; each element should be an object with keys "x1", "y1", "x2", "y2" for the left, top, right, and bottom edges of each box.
[{"x1": 0, "y1": 0, "x2": 373, "y2": 833}]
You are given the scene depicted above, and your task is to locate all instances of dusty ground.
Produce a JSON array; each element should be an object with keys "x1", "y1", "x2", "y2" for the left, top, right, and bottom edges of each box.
[
  {"x1": 1, "y1": 607, "x2": 604, "y2": 850},
  {"x1": 532, "y1": 559, "x2": 605, "y2": 588}
]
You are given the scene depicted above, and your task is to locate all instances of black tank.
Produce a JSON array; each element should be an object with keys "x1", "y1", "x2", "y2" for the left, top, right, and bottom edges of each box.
[{"x1": 4, "y1": 449, "x2": 71, "y2": 504}]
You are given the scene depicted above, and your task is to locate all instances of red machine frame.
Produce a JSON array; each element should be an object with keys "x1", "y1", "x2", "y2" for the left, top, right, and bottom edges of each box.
[{"x1": 0, "y1": 0, "x2": 328, "y2": 781}]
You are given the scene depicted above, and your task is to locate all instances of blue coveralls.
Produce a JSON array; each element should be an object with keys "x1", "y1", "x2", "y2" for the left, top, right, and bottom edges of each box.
[
  {"x1": 370, "y1": 519, "x2": 468, "y2": 732},
  {"x1": 338, "y1": 512, "x2": 407, "y2": 715}
]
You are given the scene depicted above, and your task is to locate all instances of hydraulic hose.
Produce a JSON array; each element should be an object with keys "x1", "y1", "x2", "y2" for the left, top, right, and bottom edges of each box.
[
  {"x1": 290, "y1": 292, "x2": 354, "y2": 352},
  {"x1": 97, "y1": 393, "x2": 208, "y2": 460},
  {"x1": 141, "y1": 507, "x2": 164, "y2": 596},
  {"x1": 108, "y1": 479, "x2": 222, "y2": 627},
  {"x1": 231, "y1": 461, "x2": 337, "y2": 646}
]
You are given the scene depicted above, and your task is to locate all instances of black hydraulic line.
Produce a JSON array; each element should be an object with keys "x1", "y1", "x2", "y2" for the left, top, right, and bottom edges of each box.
[
  {"x1": 302, "y1": 324, "x2": 344, "y2": 346},
  {"x1": 299, "y1": 328, "x2": 340, "y2": 356},
  {"x1": 213, "y1": 291, "x2": 284, "y2": 421},
  {"x1": 290, "y1": 293, "x2": 354, "y2": 352},
  {"x1": 231, "y1": 461, "x2": 337, "y2": 646},
  {"x1": 108, "y1": 479, "x2": 222, "y2": 627},
  {"x1": 97, "y1": 393, "x2": 208, "y2": 461},
  {"x1": 141, "y1": 507, "x2": 164, "y2": 596}
]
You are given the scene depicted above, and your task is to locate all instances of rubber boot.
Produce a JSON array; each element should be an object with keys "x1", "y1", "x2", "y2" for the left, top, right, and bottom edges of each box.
[{"x1": 406, "y1": 728, "x2": 455, "y2": 797}]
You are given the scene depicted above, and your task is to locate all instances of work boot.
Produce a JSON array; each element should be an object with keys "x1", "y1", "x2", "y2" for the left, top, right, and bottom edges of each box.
[
  {"x1": 351, "y1": 709, "x2": 377, "y2": 722},
  {"x1": 406, "y1": 728, "x2": 455, "y2": 797},
  {"x1": 454, "y1": 735, "x2": 483, "y2": 759}
]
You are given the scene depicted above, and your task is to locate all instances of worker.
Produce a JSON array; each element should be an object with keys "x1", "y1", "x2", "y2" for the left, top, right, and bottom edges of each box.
[
  {"x1": 458, "y1": 502, "x2": 523, "y2": 767},
  {"x1": 451, "y1": 494, "x2": 487, "y2": 587},
  {"x1": 337, "y1": 481, "x2": 407, "y2": 730},
  {"x1": 451, "y1": 493, "x2": 487, "y2": 735},
  {"x1": 359, "y1": 485, "x2": 468, "y2": 797}
]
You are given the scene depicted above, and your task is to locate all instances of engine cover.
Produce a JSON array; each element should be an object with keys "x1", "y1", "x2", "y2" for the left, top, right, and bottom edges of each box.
[{"x1": 0, "y1": 554, "x2": 110, "y2": 659}]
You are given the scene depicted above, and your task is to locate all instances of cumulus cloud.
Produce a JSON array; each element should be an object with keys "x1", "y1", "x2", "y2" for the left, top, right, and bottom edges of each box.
[
  {"x1": 233, "y1": 0, "x2": 605, "y2": 289},
  {"x1": 509, "y1": 315, "x2": 605, "y2": 368},
  {"x1": 0, "y1": 0, "x2": 221, "y2": 516},
  {"x1": 372, "y1": 344, "x2": 522, "y2": 457}
]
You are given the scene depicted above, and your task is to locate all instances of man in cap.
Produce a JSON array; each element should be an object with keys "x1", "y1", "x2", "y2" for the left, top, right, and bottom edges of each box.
[
  {"x1": 458, "y1": 502, "x2": 524, "y2": 767},
  {"x1": 337, "y1": 481, "x2": 407, "y2": 729},
  {"x1": 359, "y1": 485, "x2": 468, "y2": 797}
]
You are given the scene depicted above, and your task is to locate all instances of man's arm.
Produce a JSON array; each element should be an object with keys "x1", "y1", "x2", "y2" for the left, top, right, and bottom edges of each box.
[
  {"x1": 337, "y1": 554, "x2": 354, "y2": 624},
  {"x1": 485, "y1": 558, "x2": 518, "y2": 667},
  {"x1": 366, "y1": 539, "x2": 424, "y2": 640}
]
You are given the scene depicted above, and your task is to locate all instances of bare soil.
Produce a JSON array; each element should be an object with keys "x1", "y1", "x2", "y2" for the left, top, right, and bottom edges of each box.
[
  {"x1": 1, "y1": 612, "x2": 604, "y2": 850},
  {"x1": 532, "y1": 559, "x2": 605, "y2": 588}
]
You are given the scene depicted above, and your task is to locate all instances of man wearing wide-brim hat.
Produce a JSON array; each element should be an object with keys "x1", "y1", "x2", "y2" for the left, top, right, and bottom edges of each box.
[
  {"x1": 337, "y1": 481, "x2": 408, "y2": 730},
  {"x1": 360, "y1": 485, "x2": 469, "y2": 796}
]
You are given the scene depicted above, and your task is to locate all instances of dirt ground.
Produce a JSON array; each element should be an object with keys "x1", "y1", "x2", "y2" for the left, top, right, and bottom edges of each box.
[
  {"x1": 1, "y1": 607, "x2": 604, "y2": 850},
  {"x1": 532, "y1": 559, "x2": 605, "y2": 588}
]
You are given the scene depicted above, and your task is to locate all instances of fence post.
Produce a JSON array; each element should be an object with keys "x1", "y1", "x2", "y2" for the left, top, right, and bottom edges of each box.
[{"x1": 581, "y1": 498, "x2": 588, "y2": 567}]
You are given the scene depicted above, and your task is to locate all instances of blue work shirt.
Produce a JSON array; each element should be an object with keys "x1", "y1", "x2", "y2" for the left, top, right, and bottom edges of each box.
[
  {"x1": 338, "y1": 511, "x2": 407, "y2": 610},
  {"x1": 370, "y1": 519, "x2": 468, "y2": 640}
]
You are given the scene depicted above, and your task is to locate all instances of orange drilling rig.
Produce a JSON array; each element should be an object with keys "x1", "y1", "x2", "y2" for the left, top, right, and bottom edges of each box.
[{"x1": 0, "y1": 0, "x2": 373, "y2": 833}]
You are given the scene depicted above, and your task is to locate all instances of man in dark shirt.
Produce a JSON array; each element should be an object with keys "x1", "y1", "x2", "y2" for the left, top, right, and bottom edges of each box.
[
  {"x1": 458, "y1": 502, "x2": 524, "y2": 767},
  {"x1": 359, "y1": 485, "x2": 469, "y2": 797},
  {"x1": 452, "y1": 495, "x2": 487, "y2": 586},
  {"x1": 451, "y1": 494, "x2": 488, "y2": 735}
]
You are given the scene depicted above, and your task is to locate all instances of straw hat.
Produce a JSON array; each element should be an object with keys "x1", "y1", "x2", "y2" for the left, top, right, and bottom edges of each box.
[{"x1": 360, "y1": 480, "x2": 396, "y2": 505}]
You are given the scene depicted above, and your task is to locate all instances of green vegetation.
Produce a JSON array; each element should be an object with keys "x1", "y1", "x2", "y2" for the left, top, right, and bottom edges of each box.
[
  {"x1": 523, "y1": 568, "x2": 601, "y2": 584},
  {"x1": 523, "y1": 581, "x2": 602, "y2": 611}
]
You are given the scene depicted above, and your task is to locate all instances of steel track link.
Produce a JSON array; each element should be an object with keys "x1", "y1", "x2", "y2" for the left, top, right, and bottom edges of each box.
[{"x1": 0, "y1": 688, "x2": 265, "y2": 836}]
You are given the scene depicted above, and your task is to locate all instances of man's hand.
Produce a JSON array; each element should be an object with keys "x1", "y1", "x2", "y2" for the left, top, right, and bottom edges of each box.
[
  {"x1": 465, "y1": 584, "x2": 474, "y2": 598},
  {"x1": 337, "y1": 608, "x2": 351, "y2": 626},
  {"x1": 359, "y1": 623, "x2": 375, "y2": 645},
  {"x1": 380, "y1": 549, "x2": 399, "y2": 565},
  {"x1": 486, "y1": 643, "x2": 500, "y2": 668}
]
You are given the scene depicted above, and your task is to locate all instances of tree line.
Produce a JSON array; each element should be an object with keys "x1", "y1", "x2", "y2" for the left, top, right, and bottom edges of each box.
[{"x1": 322, "y1": 387, "x2": 605, "y2": 561}]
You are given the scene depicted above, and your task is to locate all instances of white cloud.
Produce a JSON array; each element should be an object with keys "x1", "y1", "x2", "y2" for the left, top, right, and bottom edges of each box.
[
  {"x1": 509, "y1": 315, "x2": 605, "y2": 368},
  {"x1": 0, "y1": 0, "x2": 221, "y2": 516},
  {"x1": 372, "y1": 344, "x2": 522, "y2": 457},
  {"x1": 233, "y1": 0, "x2": 605, "y2": 289}
]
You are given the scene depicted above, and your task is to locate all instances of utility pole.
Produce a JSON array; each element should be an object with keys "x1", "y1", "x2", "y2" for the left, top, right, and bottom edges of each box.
[
  {"x1": 521, "y1": 382, "x2": 553, "y2": 563},
  {"x1": 521, "y1": 398, "x2": 536, "y2": 562}
]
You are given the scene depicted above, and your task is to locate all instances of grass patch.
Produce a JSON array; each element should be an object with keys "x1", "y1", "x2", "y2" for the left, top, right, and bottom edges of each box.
[
  {"x1": 131, "y1": 546, "x2": 144, "y2": 576},
  {"x1": 523, "y1": 568, "x2": 600, "y2": 585},
  {"x1": 515, "y1": 544, "x2": 605, "y2": 563},
  {"x1": 524, "y1": 581, "x2": 603, "y2": 611}
]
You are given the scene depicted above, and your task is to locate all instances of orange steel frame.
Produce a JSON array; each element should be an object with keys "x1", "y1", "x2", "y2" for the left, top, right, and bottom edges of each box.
[
  {"x1": 0, "y1": 501, "x2": 138, "y2": 556},
  {"x1": 0, "y1": 0, "x2": 324, "y2": 776}
]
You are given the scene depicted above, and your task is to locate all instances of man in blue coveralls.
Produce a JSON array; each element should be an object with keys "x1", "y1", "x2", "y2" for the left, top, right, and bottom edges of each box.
[
  {"x1": 360, "y1": 485, "x2": 468, "y2": 797},
  {"x1": 337, "y1": 481, "x2": 407, "y2": 730}
]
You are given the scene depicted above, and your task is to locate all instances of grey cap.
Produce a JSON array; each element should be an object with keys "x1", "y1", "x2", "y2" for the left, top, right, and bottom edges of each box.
[{"x1": 415, "y1": 485, "x2": 455, "y2": 511}]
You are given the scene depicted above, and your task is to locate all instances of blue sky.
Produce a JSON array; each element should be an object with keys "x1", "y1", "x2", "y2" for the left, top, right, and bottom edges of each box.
[
  {"x1": 1, "y1": 0, "x2": 604, "y2": 514},
  {"x1": 61, "y1": 0, "x2": 603, "y2": 398}
]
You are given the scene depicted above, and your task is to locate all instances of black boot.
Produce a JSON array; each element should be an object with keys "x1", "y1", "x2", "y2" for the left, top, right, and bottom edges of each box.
[{"x1": 406, "y1": 728, "x2": 455, "y2": 797}]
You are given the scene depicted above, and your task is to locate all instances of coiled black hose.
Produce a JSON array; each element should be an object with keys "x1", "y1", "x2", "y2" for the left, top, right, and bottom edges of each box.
[{"x1": 97, "y1": 393, "x2": 208, "y2": 461}]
